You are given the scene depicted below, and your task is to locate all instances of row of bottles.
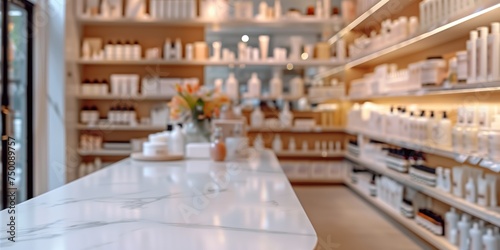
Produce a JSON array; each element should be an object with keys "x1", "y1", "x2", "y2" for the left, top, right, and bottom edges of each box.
[
  {"x1": 250, "y1": 102, "x2": 293, "y2": 128},
  {"x1": 218, "y1": 72, "x2": 304, "y2": 100}
]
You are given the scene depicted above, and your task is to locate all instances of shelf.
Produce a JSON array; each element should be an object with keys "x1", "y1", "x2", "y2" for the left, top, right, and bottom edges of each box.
[
  {"x1": 345, "y1": 180, "x2": 457, "y2": 250},
  {"x1": 275, "y1": 150, "x2": 345, "y2": 158},
  {"x1": 77, "y1": 124, "x2": 165, "y2": 131},
  {"x1": 78, "y1": 17, "x2": 342, "y2": 28},
  {"x1": 76, "y1": 95, "x2": 173, "y2": 101},
  {"x1": 346, "y1": 3, "x2": 500, "y2": 68},
  {"x1": 248, "y1": 126, "x2": 344, "y2": 133},
  {"x1": 345, "y1": 153, "x2": 500, "y2": 227},
  {"x1": 346, "y1": 129, "x2": 457, "y2": 159},
  {"x1": 76, "y1": 59, "x2": 343, "y2": 67},
  {"x1": 327, "y1": 0, "x2": 414, "y2": 44},
  {"x1": 348, "y1": 81, "x2": 500, "y2": 101},
  {"x1": 78, "y1": 149, "x2": 131, "y2": 156}
]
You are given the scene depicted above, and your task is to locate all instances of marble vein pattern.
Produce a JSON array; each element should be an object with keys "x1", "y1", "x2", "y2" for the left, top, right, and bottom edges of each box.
[{"x1": 0, "y1": 150, "x2": 317, "y2": 250}]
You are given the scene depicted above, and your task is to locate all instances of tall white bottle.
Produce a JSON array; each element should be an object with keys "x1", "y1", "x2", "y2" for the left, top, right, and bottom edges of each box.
[
  {"x1": 274, "y1": 0, "x2": 282, "y2": 19},
  {"x1": 488, "y1": 22, "x2": 500, "y2": 81},
  {"x1": 272, "y1": 134, "x2": 282, "y2": 151},
  {"x1": 477, "y1": 27, "x2": 489, "y2": 83},
  {"x1": 270, "y1": 71, "x2": 283, "y2": 98},
  {"x1": 251, "y1": 106, "x2": 264, "y2": 127},
  {"x1": 483, "y1": 229, "x2": 498, "y2": 250},
  {"x1": 445, "y1": 207, "x2": 459, "y2": 243},
  {"x1": 458, "y1": 214, "x2": 471, "y2": 250},
  {"x1": 170, "y1": 124, "x2": 185, "y2": 155},
  {"x1": 289, "y1": 76, "x2": 304, "y2": 97},
  {"x1": 225, "y1": 73, "x2": 239, "y2": 100},
  {"x1": 467, "y1": 30, "x2": 478, "y2": 84},
  {"x1": 247, "y1": 73, "x2": 262, "y2": 97},
  {"x1": 279, "y1": 102, "x2": 294, "y2": 128},
  {"x1": 469, "y1": 223, "x2": 482, "y2": 250}
]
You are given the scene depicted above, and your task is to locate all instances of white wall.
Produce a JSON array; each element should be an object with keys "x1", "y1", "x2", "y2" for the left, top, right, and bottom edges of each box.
[{"x1": 33, "y1": 0, "x2": 67, "y2": 195}]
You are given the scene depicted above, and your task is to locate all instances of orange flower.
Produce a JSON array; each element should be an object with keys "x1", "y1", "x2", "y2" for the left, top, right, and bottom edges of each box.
[
  {"x1": 186, "y1": 84, "x2": 193, "y2": 94},
  {"x1": 175, "y1": 84, "x2": 182, "y2": 93}
]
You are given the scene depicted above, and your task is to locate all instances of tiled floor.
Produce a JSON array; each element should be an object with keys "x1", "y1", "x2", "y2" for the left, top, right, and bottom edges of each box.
[{"x1": 293, "y1": 185, "x2": 434, "y2": 250}]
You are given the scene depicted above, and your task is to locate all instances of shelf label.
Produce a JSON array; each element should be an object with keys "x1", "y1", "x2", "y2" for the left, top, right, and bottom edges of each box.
[
  {"x1": 468, "y1": 156, "x2": 482, "y2": 165},
  {"x1": 480, "y1": 160, "x2": 493, "y2": 168},
  {"x1": 454, "y1": 154, "x2": 468, "y2": 163},
  {"x1": 490, "y1": 164, "x2": 500, "y2": 173}
]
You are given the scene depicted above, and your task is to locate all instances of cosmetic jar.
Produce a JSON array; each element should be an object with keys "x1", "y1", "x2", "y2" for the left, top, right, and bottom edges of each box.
[{"x1": 421, "y1": 56, "x2": 447, "y2": 86}]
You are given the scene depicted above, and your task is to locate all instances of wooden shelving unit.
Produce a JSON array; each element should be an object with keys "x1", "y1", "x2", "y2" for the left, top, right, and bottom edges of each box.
[
  {"x1": 76, "y1": 59, "x2": 343, "y2": 67},
  {"x1": 345, "y1": 153, "x2": 500, "y2": 227},
  {"x1": 77, "y1": 124, "x2": 166, "y2": 131},
  {"x1": 345, "y1": 180, "x2": 458, "y2": 250}
]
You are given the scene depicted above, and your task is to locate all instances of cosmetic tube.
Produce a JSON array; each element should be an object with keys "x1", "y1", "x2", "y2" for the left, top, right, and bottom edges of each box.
[{"x1": 258, "y1": 36, "x2": 270, "y2": 61}]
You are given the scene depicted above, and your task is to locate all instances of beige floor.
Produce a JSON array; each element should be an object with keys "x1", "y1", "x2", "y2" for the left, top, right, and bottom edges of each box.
[{"x1": 293, "y1": 185, "x2": 433, "y2": 250}]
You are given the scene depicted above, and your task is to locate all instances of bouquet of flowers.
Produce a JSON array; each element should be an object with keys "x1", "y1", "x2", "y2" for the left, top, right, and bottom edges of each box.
[{"x1": 168, "y1": 81, "x2": 230, "y2": 141}]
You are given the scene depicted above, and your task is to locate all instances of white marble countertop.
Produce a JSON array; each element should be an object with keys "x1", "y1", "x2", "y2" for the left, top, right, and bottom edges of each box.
[{"x1": 0, "y1": 150, "x2": 317, "y2": 250}]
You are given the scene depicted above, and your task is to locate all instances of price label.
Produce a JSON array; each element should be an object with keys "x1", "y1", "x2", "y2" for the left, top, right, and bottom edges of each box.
[
  {"x1": 468, "y1": 156, "x2": 482, "y2": 165},
  {"x1": 480, "y1": 160, "x2": 494, "y2": 168},
  {"x1": 454, "y1": 154, "x2": 468, "y2": 163}
]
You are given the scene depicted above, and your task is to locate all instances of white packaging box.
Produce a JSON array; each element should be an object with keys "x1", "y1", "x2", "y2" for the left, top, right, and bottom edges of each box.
[
  {"x1": 160, "y1": 78, "x2": 180, "y2": 96},
  {"x1": 110, "y1": 74, "x2": 121, "y2": 95},
  {"x1": 129, "y1": 74, "x2": 140, "y2": 95},
  {"x1": 141, "y1": 77, "x2": 159, "y2": 96}
]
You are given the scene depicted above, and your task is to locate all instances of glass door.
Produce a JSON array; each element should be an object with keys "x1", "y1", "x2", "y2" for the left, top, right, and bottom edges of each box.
[{"x1": 1, "y1": 0, "x2": 34, "y2": 209}]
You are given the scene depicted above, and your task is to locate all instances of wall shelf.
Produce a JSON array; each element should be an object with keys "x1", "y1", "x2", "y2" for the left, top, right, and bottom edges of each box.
[
  {"x1": 346, "y1": 3, "x2": 500, "y2": 68},
  {"x1": 78, "y1": 17, "x2": 342, "y2": 28},
  {"x1": 78, "y1": 149, "x2": 131, "y2": 156},
  {"x1": 345, "y1": 180, "x2": 458, "y2": 250},
  {"x1": 76, "y1": 94, "x2": 173, "y2": 101},
  {"x1": 327, "y1": 0, "x2": 416, "y2": 45},
  {"x1": 345, "y1": 129, "x2": 457, "y2": 160},
  {"x1": 348, "y1": 81, "x2": 500, "y2": 101},
  {"x1": 77, "y1": 124, "x2": 165, "y2": 131},
  {"x1": 76, "y1": 59, "x2": 343, "y2": 67},
  {"x1": 345, "y1": 153, "x2": 500, "y2": 227},
  {"x1": 248, "y1": 126, "x2": 344, "y2": 133}
]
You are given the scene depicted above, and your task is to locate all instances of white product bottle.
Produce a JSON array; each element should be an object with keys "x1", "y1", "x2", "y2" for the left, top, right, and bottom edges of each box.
[
  {"x1": 289, "y1": 76, "x2": 304, "y2": 97},
  {"x1": 458, "y1": 214, "x2": 471, "y2": 250},
  {"x1": 251, "y1": 106, "x2": 264, "y2": 127},
  {"x1": 477, "y1": 26, "x2": 489, "y2": 83},
  {"x1": 164, "y1": 38, "x2": 172, "y2": 60},
  {"x1": 272, "y1": 134, "x2": 282, "y2": 152},
  {"x1": 274, "y1": 0, "x2": 282, "y2": 19},
  {"x1": 465, "y1": 176, "x2": 477, "y2": 203},
  {"x1": 467, "y1": 30, "x2": 478, "y2": 84},
  {"x1": 288, "y1": 137, "x2": 296, "y2": 151},
  {"x1": 323, "y1": 0, "x2": 331, "y2": 18},
  {"x1": 483, "y1": 229, "x2": 499, "y2": 250},
  {"x1": 170, "y1": 124, "x2": 185, "y2": 155},
  {"x1": 247, "y1": 73, "x2": 261, "y2": 97},
  {"x1": 443, "y1": 168, "x2": 452, "y2": 193},
  {"x1": 279, "y1": 102, "x2": 294, "y2": 128},
  {"x1": 469, "y1": 223, "x2": 482, "y2": 250},
  {"x1": 485, "y1": 174, "x2": 497, "y2": 208},
  {"x1": 78, "y1": 163, "x2": 87, "y2": 178},
  {"x1": 270, "y1": 71, "x2": 283, "y2": 98},
  {"x1": 437, "y1": 111, "x2": 452, "y2": 148},
  {"x1": 427, "y1": 111, "x2": 437, "y2": 146},
  {"x1": 315, "y1": 0, "x2": 323, "y2": 18},
  {"x1": 488, "y1": 22, "x2": 500, "y2": 82},
  {"x1": 254, "y1": 134, "x2": 264, "y2": 150},
  {"x1": 445, "y1": 208, "x2": 459, "y2": 243},
  {"x1": 417, "y1": 110, "x2": 428, "y2": 144},
  {"x1": 477, "y1": 176, "x2": 489, "y2": 206},
  {"x1": 82, "y1": 40, "x2": 91, "y2": 59},
  {"x1": 175, "y1": 38, "x2": 183, "y2": 60},
  {"x1": 258, "y1": 0, "x2": 267, "y2": 19},
  {"x1": 225, "y1": 73, "x2": 239, "y2": 100}
]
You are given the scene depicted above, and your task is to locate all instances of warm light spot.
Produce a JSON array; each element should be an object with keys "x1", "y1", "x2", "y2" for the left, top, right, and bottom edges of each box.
[
  {"x1": 241, "y1": 35, "x2": 249, "y2": 43},
  {"x1": 286, "y1": 63, "x2": 294, "y2": 70},
  {"x1": 301, "y1": 53, "x2": 309, "y2": 60}
]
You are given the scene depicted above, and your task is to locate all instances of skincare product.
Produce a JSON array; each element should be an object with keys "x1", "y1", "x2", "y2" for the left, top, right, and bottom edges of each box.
[
  {"x1": 458, "y1": 214, "x2": 471, "y2": 250},
  {"x1": 289, "y1": 137, "x2": 296, "y2": 151},
  {"x1": 259, "y1": 36, "x2": 270, "y2": 61},
  {"x1": 469, "y1": 223, "x2": 482, "y2": 250},
  {"x1": 272, "y1": 134, "x2": 282, "y2": 151},
  {"x1": 483, "y1": 229, "x2": 499, "y2": 250},
  {"x1": 279, "y1": 102, "x2": 293, "y2": 128},
  {"x1": 477, "y1": 176, "x2": 490, "y2": 206},
  {"x1": 478, "y1": 26, "x2": 489, "y2": 83},
  {"x1": 453, "y1": 167, "x2": 467, "y2": 198},
  {"x1": 247, "y1": 73, "x2": 261, "y2": 97},
  {"x1": 467, "y1": 30, "x2": 478, "y2": 83},
  {"x1": 485, "y1": 174, "x2": 498, "y2": 208},
  {"x1": 465, "y1": 176, "x2": 477, "y2": 203},
  {"x1": 270, "y1": 71, "x2": 283, "y2": 98},
  {"x1": 251, "y1": 106, "x2": 264, "y2": 127},
  {"x1": 488, "y1": 23, "x2": 500, "y2": 81},
  {"x1": 225, "y1": 73, "x2": 239, "y2": 100},
  {"x1": 445, "y1": 208, "x2": 459, "y2": 243}
]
